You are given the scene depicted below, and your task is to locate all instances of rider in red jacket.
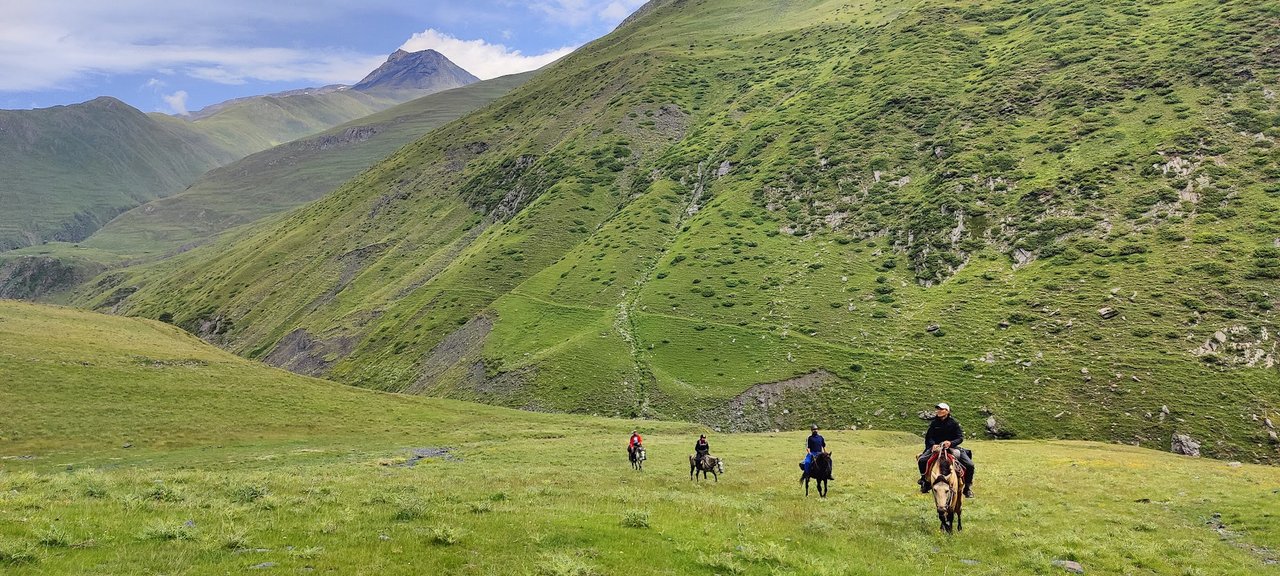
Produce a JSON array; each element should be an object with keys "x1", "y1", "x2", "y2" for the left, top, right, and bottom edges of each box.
[{"x1": 628, "y1": 430, "x2": 643, "y2": 457}]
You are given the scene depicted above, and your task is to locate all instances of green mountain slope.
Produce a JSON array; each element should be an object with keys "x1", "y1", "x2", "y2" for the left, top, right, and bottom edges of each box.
[
  {"x1": 75, "y1": 72, "x2": 535, "y2": 259},
  {"x1": 0, "y1": 50, "x2": 478, "y2": 256},
  {"x1": 2, "y1": 300, "x2": 1278, "y2": 575},
  {"x1": 0, "y1": 97, "x2": 237, "y2": 251},
  {"x1": 184, "y1": 50, "x2": 479, "y2": 156},
  {"x1": 81, "y1": 0, "x2": 1280, "y2": 460}
]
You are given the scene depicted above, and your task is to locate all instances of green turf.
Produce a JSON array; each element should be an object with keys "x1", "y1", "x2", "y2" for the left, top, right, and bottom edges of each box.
[
  {"x1": 2, "y1": 301, "x2": 1278, "y2": 575},
  {"x1": 73, "y1": 0, "x2": 1280, "y2": 460}
]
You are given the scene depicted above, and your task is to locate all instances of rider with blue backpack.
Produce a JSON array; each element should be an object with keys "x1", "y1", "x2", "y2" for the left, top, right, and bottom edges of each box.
[{"x1": 800, "y1": 424, "x2": 830, "y2": 478}]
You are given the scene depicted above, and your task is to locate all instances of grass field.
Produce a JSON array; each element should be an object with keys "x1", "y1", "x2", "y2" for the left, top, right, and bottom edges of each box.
[{"x1": 2, "y1": 301, "x2": 1278, "y2": 575}]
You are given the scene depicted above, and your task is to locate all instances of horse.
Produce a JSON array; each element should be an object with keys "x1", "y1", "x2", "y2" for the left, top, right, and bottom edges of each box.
[
  {"x1": 801, "y1": 450, "x2": 832, "y2": 497},
  {"x1": 925, "y1": 449, "x2": 965, "y2": 533},
  {"x1": 689, "y1": 454, "x2": 724, "y2": 482},
  {"x1": 629, "y1": 445, "x2": 646, "y2": 471}
]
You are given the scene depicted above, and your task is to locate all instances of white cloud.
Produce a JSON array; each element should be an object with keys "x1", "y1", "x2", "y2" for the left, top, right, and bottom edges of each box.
[
  {"x1": 143, "y1": 78, "x2": 165, "y2": 89},
  {"x1": 0, "y1": 1, "x2": 387, "y2": 92},
  {"x1": 400, "y1": 29, "x2": 575, "y2": 80},
  {"x1": 0, "y1": 0, "x2": 651, "y2": 95},
  {"x1": 525, "y1": 0, "x2": 649, "y2": 27},
  {"x1": 162, "y1": 90, "x2": 189, "y2": 115}
]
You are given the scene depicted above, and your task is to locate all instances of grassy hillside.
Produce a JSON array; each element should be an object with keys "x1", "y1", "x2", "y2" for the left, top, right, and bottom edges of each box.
[
  {"x1": 184, "y1": 51, "x2": 479, "y2": 157},
  {"x1": 78, "y1": 0, "x2": 1280, "y2": 461},
  {"x1": 0, "y1": 98, "x2": 237, "y2": 251},
  {"x1": 1, "y1": 301, "x2": 1277, "y2": 574},
  {"x1": 186, "y1": 89, "x2": 409, "y2": 157},
  {"x1": 0, "y1": 52, "x2": 478, "y2": 257},
  {"x1": 73, "y1": 72, "x2": 536, "y2": 259}
]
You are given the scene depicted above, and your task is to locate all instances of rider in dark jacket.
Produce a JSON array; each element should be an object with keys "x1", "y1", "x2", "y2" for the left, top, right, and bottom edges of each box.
[
  {"x1": 800, "y1": 424, "x2": 830, "y2": 478},
  {"x1": 694, "y1": 434, "x2": 710, "y2": 466},
  {"x1": 917, "y1": 402, "x2": 974, "y2": 497}
]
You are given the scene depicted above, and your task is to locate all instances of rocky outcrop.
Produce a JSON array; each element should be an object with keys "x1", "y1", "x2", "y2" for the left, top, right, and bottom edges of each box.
[
  {"x1": 1191, "y1": 326, "x2": 1276, "y2": 368},
  {"x1": 0, "y1": 256, "x2": 106, "y2": 300},
  {"x1": 1171, "y1": 433, "x2": 1201, "y2": 457},
  {"x1": 263, "y1": 328, "x2": 356, "y2": 377},
  {"x1": 724, "y1": 370, "x2": 837, "y2": 432}
]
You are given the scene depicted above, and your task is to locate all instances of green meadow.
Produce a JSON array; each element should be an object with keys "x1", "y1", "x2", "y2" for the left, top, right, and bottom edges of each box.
[{"x1": 3, "y1": 302, "x2": 1278, "y2": 575}]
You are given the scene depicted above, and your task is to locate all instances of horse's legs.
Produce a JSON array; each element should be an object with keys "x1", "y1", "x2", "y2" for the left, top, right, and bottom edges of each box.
[
  {"x1": 804, "y1": 478, "x2": 809, "y2": 497},
  {"x1": 956, "y1": 510, "x2": 962, "y2": 532}
]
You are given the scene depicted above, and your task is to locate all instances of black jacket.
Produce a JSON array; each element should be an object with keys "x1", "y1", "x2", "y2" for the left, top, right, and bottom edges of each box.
[
  {"x1": 694, "y1": 439, "x2": 709, "y2": 455},
  {"x1": 807, "y1": 433, "x2": 826, "y2": 453},
  {"x1": 924, "y1": 416, "x2": 964, "y2": 450}
]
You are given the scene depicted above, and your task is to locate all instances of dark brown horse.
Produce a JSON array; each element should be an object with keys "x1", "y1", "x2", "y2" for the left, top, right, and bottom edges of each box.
[
  {"x1": 926, "y1": 450, "x2": 965, "y2": 533},
  {"x1": 689, "y1": 454, "x2": 724, "y2": 482},
  {"x1": 801, "y1": 450, "x2": 832, "y2": 497}
]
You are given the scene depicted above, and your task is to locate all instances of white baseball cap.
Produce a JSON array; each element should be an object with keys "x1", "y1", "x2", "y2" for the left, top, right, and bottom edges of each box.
[{"x1": 935, "y1": 402, "x2": 951, "y2": 411}]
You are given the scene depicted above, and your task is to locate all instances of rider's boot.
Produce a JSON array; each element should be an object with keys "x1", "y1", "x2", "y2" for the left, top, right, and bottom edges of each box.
[
  {"x1": 918, "y1": 475, "x2": 930, "y2": 494},
  {"x1": 963, "y1": 477, "x2": 974, "y2": 498}
]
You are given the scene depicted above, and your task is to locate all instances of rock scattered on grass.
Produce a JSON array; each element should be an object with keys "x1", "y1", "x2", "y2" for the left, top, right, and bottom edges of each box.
[
  {"x1": 1052, "y1": 559, "x2": 1085, "y2": 573},
  {"x1": 1171, "y1": 433, "x2": 1201, "y2": 457}
]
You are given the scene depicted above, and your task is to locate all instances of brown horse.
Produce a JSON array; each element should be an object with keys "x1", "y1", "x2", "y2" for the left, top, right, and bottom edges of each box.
[
  {"x1": 689, "y1": 454, "x2": 724, "y2": 482},
  {"x1": 801, "y1": 450, "x2": 832, "y2": 497},
  {"x1": 926, "y1": 450, "x2": 965, "y2": 533}
]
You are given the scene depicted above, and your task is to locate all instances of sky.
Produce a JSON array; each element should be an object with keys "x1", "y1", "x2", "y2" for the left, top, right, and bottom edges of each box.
[{"x1": 0, "y1": 0, "x2": 649, "y2": 115}]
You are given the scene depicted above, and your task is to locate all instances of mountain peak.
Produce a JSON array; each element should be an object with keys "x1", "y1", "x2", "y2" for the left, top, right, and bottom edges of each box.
[{"x1": 352, "y1": 49, "x2": 478, "y2": 93}]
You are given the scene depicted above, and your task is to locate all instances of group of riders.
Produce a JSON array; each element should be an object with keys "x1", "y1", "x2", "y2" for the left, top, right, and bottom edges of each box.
[{"x1": 626, "y1": 401, "x2": 974, "y2": 499}]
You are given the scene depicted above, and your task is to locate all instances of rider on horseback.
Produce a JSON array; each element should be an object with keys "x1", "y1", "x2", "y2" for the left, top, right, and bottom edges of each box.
[
  {"x1": 800, "y1": 424, "x2": 831, "y2": 479},
  {"x1": 628, "y1": 430, "x2": 643, "y2": 458},
  {"x1": 917, "y1": 402, "x2": 975, "y2": 498},
  {"x1": 694, "y1": 434, "x2": 710, "y2": 468}
]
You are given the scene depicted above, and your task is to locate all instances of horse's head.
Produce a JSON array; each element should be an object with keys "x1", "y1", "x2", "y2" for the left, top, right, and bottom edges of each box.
[
  {"x1": 931, "y1": 476, "x2": 954, "y2": 511},
  {"x1": 715, "y1": 458, "x2": 725, "y2": 475}
]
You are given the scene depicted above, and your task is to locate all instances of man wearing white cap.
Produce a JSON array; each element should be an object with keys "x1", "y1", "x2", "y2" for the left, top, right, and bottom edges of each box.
[{"x1": 916, "y1": 402, "x2": 974, "y2": 498}]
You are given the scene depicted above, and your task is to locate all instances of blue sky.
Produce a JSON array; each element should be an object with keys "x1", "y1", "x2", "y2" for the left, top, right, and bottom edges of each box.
[{"x1": 0, "y1": 0, "x2": 648, "y2": 114}]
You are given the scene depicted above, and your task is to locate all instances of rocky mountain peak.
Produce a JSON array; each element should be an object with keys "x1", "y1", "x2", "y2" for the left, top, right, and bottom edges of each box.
[{"x1": 352, "y1": 49, "x2": 477, "y2": 93}]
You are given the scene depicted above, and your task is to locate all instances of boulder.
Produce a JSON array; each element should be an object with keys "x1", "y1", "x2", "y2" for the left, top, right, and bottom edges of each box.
[
  {"x1": 918, "y1": 410, "x2": 937, "y2": 421},
  {"x1": 986, "y1": 416, "x2": 999, "y2": 435},
  {"x1": 1171, "y1": 433, "x2": 1201, "y2": 457},
  {"x1": 1052, "y1": 559, "x2": 1085, "y2": 574},
  {"x1": 1098, "y1": 307, "x2": 1119, "y2": 319},
  {"x1": 926, "y1": 323, "x2": 940, "y2": 333}
]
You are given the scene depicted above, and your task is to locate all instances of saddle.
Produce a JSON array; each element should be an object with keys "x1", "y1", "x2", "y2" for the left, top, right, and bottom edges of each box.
[{"x1": 926, "y1": 450, "x2": 966, "y2": 482}]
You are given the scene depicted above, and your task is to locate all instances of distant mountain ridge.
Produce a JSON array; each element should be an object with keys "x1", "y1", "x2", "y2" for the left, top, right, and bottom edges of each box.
[
  {"x1": 0, "y1": 49, "x2": 479, "y2": 252},
  {"x1": 0, "y1": 96, "x2": 236, "y2": 250}
]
